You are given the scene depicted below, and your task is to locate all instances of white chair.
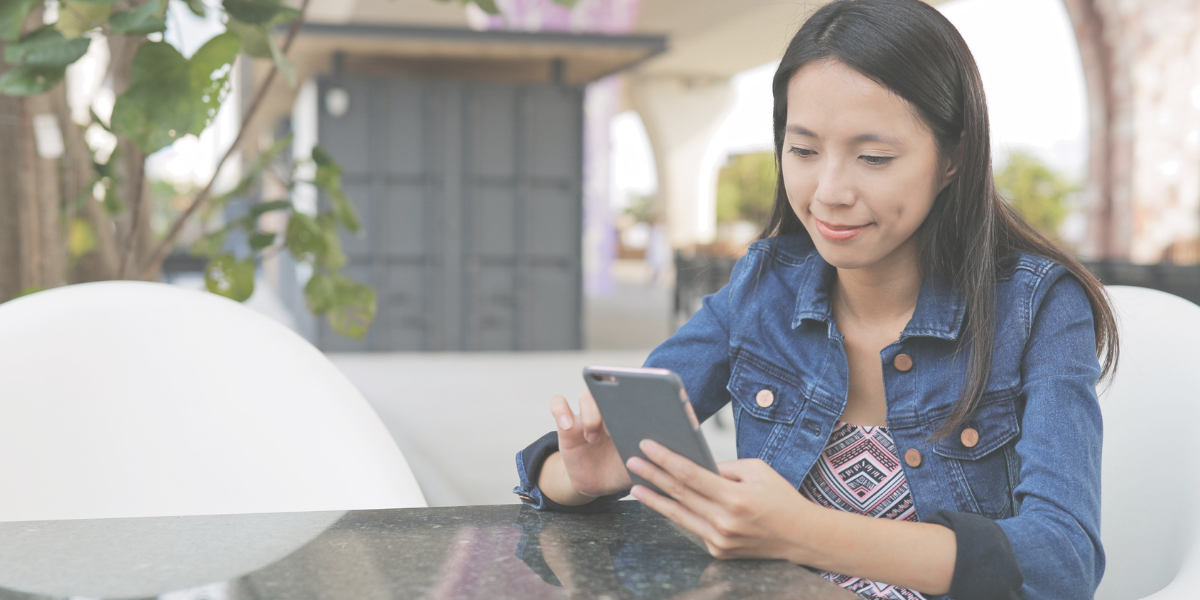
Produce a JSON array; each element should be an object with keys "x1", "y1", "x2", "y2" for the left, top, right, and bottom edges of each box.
[
  {"x1": 0, "y1": 280, "x2": 426, "y2": 521},
  {"x1": 1096, "y1": 286, "x2": 1200, "y2": 599},
  {"x1": 0, "y1": 281, "x2": 427, "y2": 597}
]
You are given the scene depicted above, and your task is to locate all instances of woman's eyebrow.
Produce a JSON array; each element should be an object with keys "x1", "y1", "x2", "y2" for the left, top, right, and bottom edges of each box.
[
  {"x1": 785, "y1": 125, "x2": 904, "y2": 146},
  {"x1": 853, "y1": 132, "x2": 904, "y2": 145}
]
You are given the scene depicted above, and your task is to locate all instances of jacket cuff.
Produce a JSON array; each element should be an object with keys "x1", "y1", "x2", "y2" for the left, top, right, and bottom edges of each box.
[
  {"x1": 926, "y1": 510, "x2": 1024, "y2": 600},
  {"x1": 513, "y1": 430, "x2": 626, "y2": 513}
]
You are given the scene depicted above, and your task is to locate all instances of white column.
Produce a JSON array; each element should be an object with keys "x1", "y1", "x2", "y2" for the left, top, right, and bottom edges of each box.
[{"x1": 631, "y1": 76, "x2": 736, "y2": 249}]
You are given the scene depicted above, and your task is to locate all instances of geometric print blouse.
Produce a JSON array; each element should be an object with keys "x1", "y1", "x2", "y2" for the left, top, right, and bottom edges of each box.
[{"x1": 799, "y1": 421, "x2": 928, "y2": 600}]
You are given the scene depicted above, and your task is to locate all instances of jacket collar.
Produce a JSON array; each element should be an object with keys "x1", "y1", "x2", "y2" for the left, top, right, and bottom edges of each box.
[{"x1": 790, "y1": 250, "x2": 967, "y2": 341}]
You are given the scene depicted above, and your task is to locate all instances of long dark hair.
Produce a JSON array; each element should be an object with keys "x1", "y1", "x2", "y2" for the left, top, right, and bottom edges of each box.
[{"x1": 761, "y1": 0, "x2": 1118, "y2": 439}]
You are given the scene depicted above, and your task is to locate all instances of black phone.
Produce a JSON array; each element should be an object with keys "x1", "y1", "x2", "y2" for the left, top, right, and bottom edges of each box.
[{"x1": 583, "y1": 366, "x2": 719, "y2": 497}]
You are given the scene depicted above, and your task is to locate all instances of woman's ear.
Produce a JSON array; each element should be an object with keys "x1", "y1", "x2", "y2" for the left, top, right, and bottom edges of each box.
[
  {"x1": 941, "y1": 156, "x2": 960, "y2": 188},
  {"x1": 939, "y1": 132, "x2": 964, "y2": 189}
]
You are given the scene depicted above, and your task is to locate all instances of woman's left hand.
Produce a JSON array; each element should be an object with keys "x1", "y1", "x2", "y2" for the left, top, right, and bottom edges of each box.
[{"x1": 627, "y1": 439, "x2": 816, "y2": 561}]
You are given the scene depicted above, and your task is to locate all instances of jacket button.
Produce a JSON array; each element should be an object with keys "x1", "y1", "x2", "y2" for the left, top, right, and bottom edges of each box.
[
  {"x1": 961, "y1": 427, "x2": 980, "y2": 448},
  {"x1": 904, "y1": 449, "x2": 922, "y2": 467},
  {"x1": 756, "y1": 389, "x2": 775, "y2": 408},
  {"x1": 894, "y1": 354, "x2": 913, "y2": 372}
]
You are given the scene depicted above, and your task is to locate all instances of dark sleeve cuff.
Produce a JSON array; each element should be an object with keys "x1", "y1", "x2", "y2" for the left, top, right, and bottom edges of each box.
[
  {"x1": 926, "y1": 510, "x2": 1024, "y2": 600},
  {"x1": 513, "y1": 430, "x2": 626, "y2": 513}
]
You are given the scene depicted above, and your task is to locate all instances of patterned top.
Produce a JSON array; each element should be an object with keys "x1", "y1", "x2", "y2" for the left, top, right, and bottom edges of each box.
[{"x1": 799, "y1": 421, "x2": 928, "y2": 600}]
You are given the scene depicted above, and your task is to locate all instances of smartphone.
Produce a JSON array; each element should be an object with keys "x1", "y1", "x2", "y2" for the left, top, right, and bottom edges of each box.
[{"x1": 583, "y1": 366, "x2": 719, "y2": 497}]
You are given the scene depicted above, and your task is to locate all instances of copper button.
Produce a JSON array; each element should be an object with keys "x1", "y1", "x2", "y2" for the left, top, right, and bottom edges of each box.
[
  {"x1": 894, "y1": 353, "x2": 914, "y2": 372},
  {"x1": 904, "y1": 449, "x2": 922, "y2": 468},
  {"x1": 755, "y1": 389, "x2": 775, "y2": 408},
  {"x1": 961, "y1": 427, "x2": 980, "y2": 448}
]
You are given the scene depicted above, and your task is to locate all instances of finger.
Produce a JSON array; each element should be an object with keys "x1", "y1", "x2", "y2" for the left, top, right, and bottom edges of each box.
[
  {"x1": 716, "y1": 459, "x2": 759, "y2": 482},
  {"x1": 640, "y1": 439, "x2": 726, "y2": 498},
  {"x1": 627, "y1": 455, "x2": 725, "y2": 521},
  {"x1": 578, "y1": 390, "x2": 604, "y2": 443},
  {"x1": 630, "y1": 484, "x2": 723, "y2": 543},
  {"x1": 550, "y1": 394, "x2": 575, "y2": 431}
]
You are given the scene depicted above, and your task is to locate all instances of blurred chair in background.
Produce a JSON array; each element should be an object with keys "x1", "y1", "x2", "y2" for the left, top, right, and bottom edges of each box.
[
  {"x1": 1096, "y1": 286, "x2": 1200, "y2": 599},
  {"x1": 0, "y1": 281, "x2": 425, "y2": 522}
]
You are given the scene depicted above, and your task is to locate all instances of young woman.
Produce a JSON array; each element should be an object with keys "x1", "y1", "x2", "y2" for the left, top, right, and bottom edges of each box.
[{"x1": 513, "y1": 1, "x2": 1118, "y2": 598}]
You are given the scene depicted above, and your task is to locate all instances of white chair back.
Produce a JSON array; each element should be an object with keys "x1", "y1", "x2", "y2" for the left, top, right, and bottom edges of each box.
[
  {"x1": 1097, "y1": 286, "x2": 1200, "y2": 599},
  {"x1": 0, "y1": 281, "x2": 425, "y2": 522}
]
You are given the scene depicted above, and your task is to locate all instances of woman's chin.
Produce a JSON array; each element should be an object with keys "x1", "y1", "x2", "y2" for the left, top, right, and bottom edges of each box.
[{"x1": 813, "y1": 243, "x2": 879, "y2": 271}]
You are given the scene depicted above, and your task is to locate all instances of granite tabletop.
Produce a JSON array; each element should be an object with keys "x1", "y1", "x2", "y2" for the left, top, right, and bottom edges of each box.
[{"x1": 0, "y1": 501, "x2": 857, "y2": 600}]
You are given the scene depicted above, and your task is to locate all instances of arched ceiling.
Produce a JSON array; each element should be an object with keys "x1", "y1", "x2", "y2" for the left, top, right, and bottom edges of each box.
[{"x1": 300, "y1": 0, "x2": 953, "y2": 79}]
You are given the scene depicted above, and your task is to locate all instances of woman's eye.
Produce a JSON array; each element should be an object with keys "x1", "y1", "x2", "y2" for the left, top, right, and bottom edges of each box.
[
  {"x1": 861, "y1": 155, "x2": 894, "y2": 166},
  {"x1": 789, "y1": 147, "x2": 816, "y2": 157}
]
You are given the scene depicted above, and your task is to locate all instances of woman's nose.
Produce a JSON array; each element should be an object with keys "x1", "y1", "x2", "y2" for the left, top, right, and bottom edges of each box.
[{"x1": 813, "y1": 159, "x2": 855, "y2": 207}]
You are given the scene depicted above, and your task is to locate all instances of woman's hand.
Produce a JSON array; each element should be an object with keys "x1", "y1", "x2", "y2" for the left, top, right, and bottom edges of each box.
[
  {"x1": 626, "y1": 439, "x2": 814, "y2": 561},
  {"x1": 537, "y1": 391, "x2": 632, "y2": 505}
]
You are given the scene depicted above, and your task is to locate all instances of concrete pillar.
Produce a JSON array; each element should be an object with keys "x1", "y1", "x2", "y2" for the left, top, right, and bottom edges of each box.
[
  {"x1": 631, "y1": 76, "x2": 736, "y2": 249},
  {"x1": 1064, "y1": 0, "x2": 1200, "y2": 263}
]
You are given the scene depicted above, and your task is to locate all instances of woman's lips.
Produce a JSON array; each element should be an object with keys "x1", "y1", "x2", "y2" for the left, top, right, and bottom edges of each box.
[{"x1": 815, "y1": 218, "x2": 869, "y2": 242}]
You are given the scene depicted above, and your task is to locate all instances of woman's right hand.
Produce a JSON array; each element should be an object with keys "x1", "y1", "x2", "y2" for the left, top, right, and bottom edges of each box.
[{"x1": 538, "y1": 391, "x2": 632, "y2": 505}]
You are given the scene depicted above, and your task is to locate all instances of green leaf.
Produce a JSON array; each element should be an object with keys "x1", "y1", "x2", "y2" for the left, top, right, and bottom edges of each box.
[
  {"x1": 189, "y1": 31, "x2": 240, "y2": 128},
  {"x1": 110, "y1": 41, "x2": 193, "y2": 153},
  {"x1": 266, "y1": 32, "x2": 294, "y2": 86},
  {"x1": 109, "y1": 0, "x2": 168, "y2": 35},
  {"x1": 224, "y1": 19, "x2": 271, "y2": 58},
  {"x1": 204, "y1": 253, "x2": 256, "y2": 302},
  {"x1": 68, "y1": 217, "x2": 97, "y2": 258},
  {"x1": 101, "y1": 177, "x2": 122, "y2": 214},
  {"x1": 249, "y1": 231, "x2": 276, "y2": 250},
  {"x1": 183, "y1": 0, "x2": 206, "y2": 17},
  {"x1": 110, "y1": 34, "x2": 239, "y2": 154},
  {"x1": 205, "y1": 136, "x2": 292, "y2": 219},
  {"x1": 0, "y1": 0, "x2": 41, "y2": 42},
  {"x1": 56, "y1": 3, "x2": 112, "y2": 39},
  {"x1": 473, "y1": 0, "x2": 500, "y2": 14},
  {"x1": 311, "y1": 145, "x2": 359, "y2": 233},
  {"x1": 18, "y1": 285, "x2": 43, "y2": 297},
  {"x1": 303, "y1": 272, "x2": 335, "y2": 314},
  {"x1": 302, "y1": 272, "x2": 378, "y2": 337},
  {"x1": 248, "y1": 199, "x2": 291, "y2": 218},
  {"x1": 316, "y1": 213, "x2": 345, "y2": 270},
  {"x1": 222, "y1": 0, "x2": 299, "y2": 25},
  {"x1": 5, "y1": 26, "x2": 91, "y2": 68},
  {"x1": 327, "y1": 276, "x2": 376, "y2": 339},
  {"x1": 549, "y1": 0, "x2": 578, "y2": 7},
  {"x1": 0, "y1": 65, "x2": 66, "y2": 96},
  {"x1": 284, "y1": 212, "x2": 326, "y2": 262},
  {"x1": 190, "y1": 227, "x2": 229, "y2": 257}
]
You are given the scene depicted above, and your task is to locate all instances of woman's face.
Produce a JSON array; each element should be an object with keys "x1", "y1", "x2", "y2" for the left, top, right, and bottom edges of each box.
[{"x1": 781, "y1": 59, "x2": 953, "y2": 272}]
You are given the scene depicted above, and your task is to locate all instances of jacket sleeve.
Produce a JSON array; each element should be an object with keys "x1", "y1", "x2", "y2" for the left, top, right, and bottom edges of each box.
[
  {"x1": 996, "y1": 270, "x2": 1105, "y2": 599},
  {"x1": 513, "y1": 247, "x2": 762, "y2": 511}
]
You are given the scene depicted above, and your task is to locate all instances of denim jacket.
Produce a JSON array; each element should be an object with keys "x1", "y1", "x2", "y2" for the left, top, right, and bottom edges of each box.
[{"x1": 515, "y1": 234, "x2": 1104, "y2": 600}]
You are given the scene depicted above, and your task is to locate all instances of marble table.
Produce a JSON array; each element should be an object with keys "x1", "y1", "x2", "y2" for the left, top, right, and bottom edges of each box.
[{"x1": 0, "y1": 502, "x2": 857, "y2": 600}]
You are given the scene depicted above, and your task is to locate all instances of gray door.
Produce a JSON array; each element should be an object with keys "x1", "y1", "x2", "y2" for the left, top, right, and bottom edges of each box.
[{"x1": 315, "y1": 77, "x2": 583, "y2": 351}]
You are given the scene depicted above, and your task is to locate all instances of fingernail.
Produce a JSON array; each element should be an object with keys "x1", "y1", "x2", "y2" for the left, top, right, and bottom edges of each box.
[
  {"x1": 627, "y1": 457, "x2": 643, "y2": 472},
  {"x1": 586, "y1": 431, "x2": 598, "y2": 442},
  {"x1": 630, "y1": 485, "x2": 645, "y2": 500},
  {"x1": 558, "y1": 414, "x2": 573, "y2": 430},
  {"x1": 640, "y1": 439, "x2": 657, "y2": 454}
]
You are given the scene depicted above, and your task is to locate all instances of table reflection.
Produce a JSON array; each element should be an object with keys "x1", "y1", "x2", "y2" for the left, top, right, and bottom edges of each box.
[
  {"x1": 0, "y1": 503, "x2": 854, "y2": 600},
  {"x1": 513, "y1": 503, "x2": 855, "y2": 600}
]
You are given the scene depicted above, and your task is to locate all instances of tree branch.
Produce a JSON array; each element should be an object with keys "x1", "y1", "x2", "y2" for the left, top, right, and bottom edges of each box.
[
  {"x1": 137, "y1": 0, "x2": 312, "y2": 280},
  {"x1": 117, "y1": 154, "x2": 145, "y2": 278}
]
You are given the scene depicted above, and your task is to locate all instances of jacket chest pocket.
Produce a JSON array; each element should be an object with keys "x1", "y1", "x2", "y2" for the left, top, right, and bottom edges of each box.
[
  {"x1": 931, "y1": 393, "x2": 1021, "y2": 519},
  {"x1": 727, "y1": 354, "x2": 808, "y2": 462}
]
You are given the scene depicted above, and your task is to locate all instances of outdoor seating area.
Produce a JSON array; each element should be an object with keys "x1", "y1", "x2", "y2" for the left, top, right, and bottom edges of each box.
[{"x1": 1, "y1": 0, "x2": 1199, "y2": 598}]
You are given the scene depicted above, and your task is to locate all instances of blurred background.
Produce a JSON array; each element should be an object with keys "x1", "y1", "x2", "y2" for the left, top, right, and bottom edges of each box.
[{"x1": 1, "y1": 0, "x2": 1197, "y2": 505}]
